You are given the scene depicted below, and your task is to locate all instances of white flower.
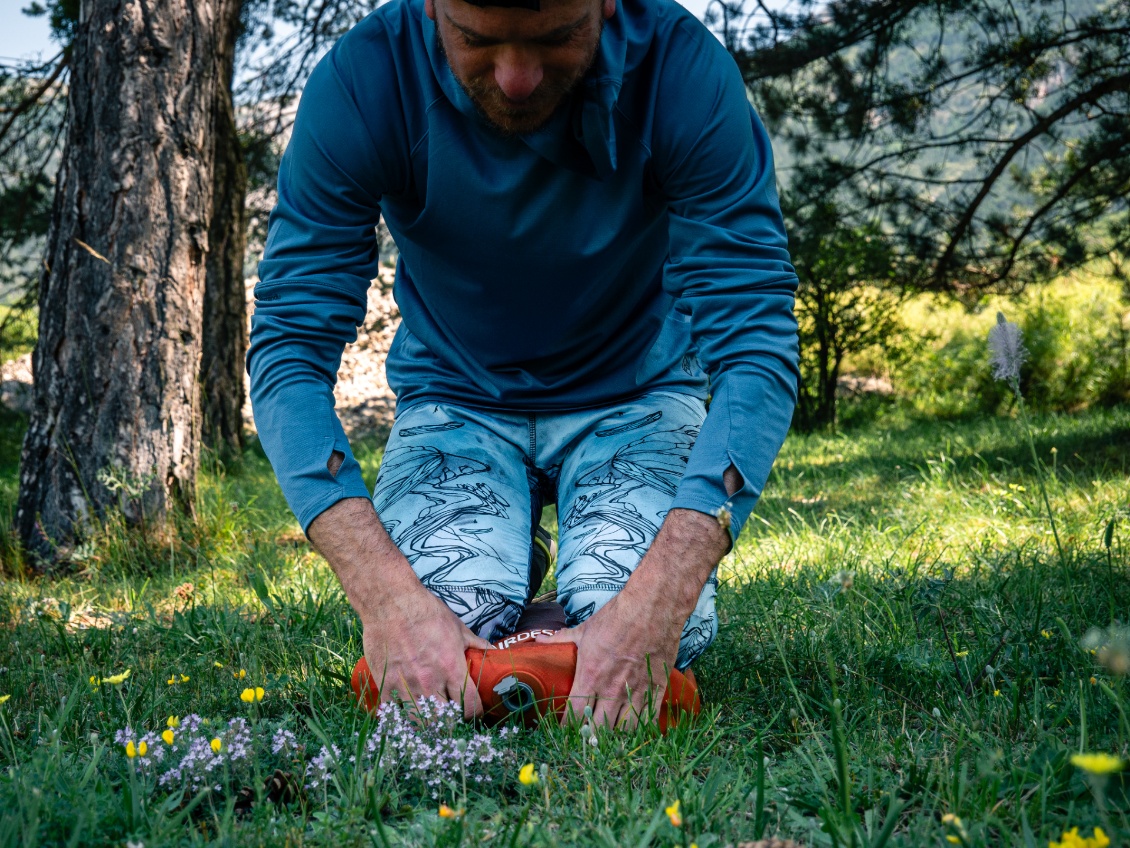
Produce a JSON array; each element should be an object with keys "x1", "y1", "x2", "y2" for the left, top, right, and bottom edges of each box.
[{"x1": 988, "y1": 312, "x2": 1028, "y2": 385}]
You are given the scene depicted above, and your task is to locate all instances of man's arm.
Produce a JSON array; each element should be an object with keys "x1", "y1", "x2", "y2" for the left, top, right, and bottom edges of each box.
[
  {"x1": 250, "y1": 47, "x2": 490, "y2": 716},
  {"x1": 306, "y1": 496, "x2": 493, "y2": 718}
]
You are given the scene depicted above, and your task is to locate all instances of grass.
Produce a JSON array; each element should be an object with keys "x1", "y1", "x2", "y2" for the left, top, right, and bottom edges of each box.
[{"x1": 0, "y1": 403, "x2": 1128, "y2": 846}]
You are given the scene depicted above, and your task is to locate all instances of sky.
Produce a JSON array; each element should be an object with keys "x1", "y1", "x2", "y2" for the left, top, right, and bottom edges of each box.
[{"x1": 0, "y1": 0, "x2": 789, "y2": 63}]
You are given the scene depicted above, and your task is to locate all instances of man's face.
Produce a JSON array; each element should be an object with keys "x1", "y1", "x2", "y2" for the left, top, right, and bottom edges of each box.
[{"x1": 426, "y1": 0, "x2": 616, "y2": 135}]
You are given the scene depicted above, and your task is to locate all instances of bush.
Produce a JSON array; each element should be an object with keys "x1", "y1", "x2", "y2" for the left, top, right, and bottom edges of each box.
[{"x1": 891, "y1": 268, "x2": 1130, "y2": 418}]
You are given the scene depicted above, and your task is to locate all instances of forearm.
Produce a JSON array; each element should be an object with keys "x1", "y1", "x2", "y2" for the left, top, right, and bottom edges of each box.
[{"x1": 306, "y1": 497, "x2": 424, "y2": 621}]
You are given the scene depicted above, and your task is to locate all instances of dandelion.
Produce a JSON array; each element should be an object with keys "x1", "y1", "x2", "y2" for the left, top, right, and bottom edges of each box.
[
  {"x1": 988, "y1": 312, "x2": 1027, "y2": 386},
  {"x1": 666, "y1": 799, "x2": 683, "y2": 827},
  {"x1": 1049, "y1": 826, "x2": 1111, "y2": 848},
  {"x1": 162, "y1": 729, "x2": 174, "y2": 745},
  {"x1": 438, "y1": 803, "x2": 464, "y2": 819},
  {"x1": 240, "y1": 687, "x2": 265, "y2": 704},
  {"x1": 1070, "y1": 753, "x2": 1123, "y2": 774},
  {"x1": 103, "y1": 669, "x2": 130, "y2": 686},
  {"x1": 210, "y1": 738, "x2": 222, "y2": 753},
  {"x1": 518, "y1": 763, "x2": 538, "y2": 785}
]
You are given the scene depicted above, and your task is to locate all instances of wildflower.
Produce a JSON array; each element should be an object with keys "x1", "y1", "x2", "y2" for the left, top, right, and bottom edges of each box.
[
  {"x1": 955, "y1": 651, "x2": 969, "y2": 658},
  {"x1": 988, "y1": 312, "x2": 1027, "y2": 385},
  {"x1": 1070, "y1": 753, "x2": 1123, "y2": 774},
  {"x1": 438, "y1": 803, "x2": 464, "y2": 819},
  {"x1": 139, "y1": 740, "x2": 148, "y2": 756},
  {"x1": 240, "y1": 687, "x2": 265, "y2": 704},
  {"x1": 943, "y1": 812, "x2": 968, "y2": 845},
  {"x1": 213, "y1": 661, "x2": 224, "y2": 668},
  {"x1": 0, "y1": 694, "x2": 9, "y2": 705},
  {"x1": 1091, "y1": 677, "x2": 1098, "y2": 686},
  {"x1": 233, "y1": 669, "x2": 247, "y2": 680},
  {"x1": 518, "y1": 763, "x2": 538, "y2": 785},
  {"x1": 103, "y1": 669, "x2": 130, "y2": 686},
  {"x1": 1049, "y1": 826, "x2": 1110, "y2": 848},
  {"x1": 125, "y1": 741, "x2": 137, "y2": 758},
  {"x1": 162, "y1": 729, "x2": 174, "y2": 745},
  {"x1": 210, "y1": 738, "x2": 222, "y2": 753},
  {"x1": 666, "y1": 799, "x2": 683, "y2": 827},
  {"x1": 994, "y1": 690, "x2": 1001, "y2": 698},
  {"x1": 167, "y1": 674, "x2": 190, "y2": 686},
  {"x1": 1042, "y1": 630, "x2": 1052, "y2": 639},
  {"x1": 167, "y1": 716, "x2": 179, "y2": 728}
]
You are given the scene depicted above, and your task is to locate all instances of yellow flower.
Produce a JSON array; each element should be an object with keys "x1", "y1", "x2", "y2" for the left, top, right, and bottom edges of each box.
[
  {"x1": 942, "y1": 814, "x2": 963, "y2": 827},
  {"x1": 955, "y1": 651, "x2": 969, "y2": 658},
  {"x1": 0, "y1": 694, "x2": 9, "y2": 705},
  {"x1": 1049, "y1": 826, "x2": 1110, "y2": 848},
  {"x1": 1070, "y1": 753, "x2": 1123, "y2": 775},
  {"x1": 1090, "y1": 677, "x2": 1098, "y2": 686},
  {"x1": 125, "y1": 741, "x2": 137, "y2": 758},
  {"x1": 233, "y1": 668, "x2": 247, "y2": 680},
  {"x1": 946, "y1": 838, "x2": 961, "y2": 846},
  {"x1": 138, "y1": 740, "x2": 148, "y2": 756},
  {"x1": 994, "y1": 689, "x2": 1001, "y2": 697},
  {"x1": 240, "y1": 686, "x2": 265, "y2": 703},
  {"x1": 167, "y1": 715, "x2": 179, "y2": 728},
  {"x1": 89, "y1": 675, "x2": 100, "y2": 687},
  {"x1": 518, "y1": 763, "x2": 538, "y2": 785},
  {"x1": 167, "y1": 673, "x2": 190, "y2": 685},
  {"x1": 666, "y1": 800, "x2": 682, "y2": 827},
  {"x1": 162, "y1": 729, "x2": 174, "y2": 745},
  {"x1": 210, "y1": 738, "x2": 222, "y2": 753},
  {"x1": 103, "y1": 669, "x2": 130, "y2": 686},
  {"x1": 1041, "y1": 629, "x2": 1052, "y2": 639},
  {"x1": 213, "y1": 661, "x2": 224, "y2": 668},
  {"x1": 438, "y1": 804, "x2": 464, "y2": 819}
]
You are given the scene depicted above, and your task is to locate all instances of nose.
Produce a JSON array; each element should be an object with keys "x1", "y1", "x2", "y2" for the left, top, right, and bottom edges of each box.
[{"x1": 493, "y1": 47, "x2": 543, "y2": 102}]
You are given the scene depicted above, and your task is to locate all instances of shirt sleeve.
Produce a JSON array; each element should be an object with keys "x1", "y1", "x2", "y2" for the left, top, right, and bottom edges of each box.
[
  {"x1": 657, "y1": 22, "x2": 801, "y2": 545},
  {"x1": 248, "y1": 47, "x2": 397, "y2": 533}
]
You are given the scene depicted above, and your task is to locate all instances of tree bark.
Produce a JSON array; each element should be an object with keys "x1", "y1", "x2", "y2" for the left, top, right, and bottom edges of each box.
[
  {"x1": 201, "y1": 0, "x2": 248, "y2": 457},
  {"x1": 15, "y1": 0, "x2": 233, "y2": 558}
]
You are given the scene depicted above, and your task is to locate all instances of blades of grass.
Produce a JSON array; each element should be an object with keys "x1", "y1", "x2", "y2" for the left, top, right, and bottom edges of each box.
[
  {"x1": 754, "y1": 731, "x2": 768, "y2": 839},
  {"x1": 630, "y1": 808, "x2": 666, "y2": 848},
  {"x1": 867, "y1": 793, "x2": 909, "y2": 848}
]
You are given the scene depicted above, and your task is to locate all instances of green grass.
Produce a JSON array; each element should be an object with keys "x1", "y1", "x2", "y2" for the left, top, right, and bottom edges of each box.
[{"x1": 0, "y1": 404, "x2": 1128, "y2": 846}]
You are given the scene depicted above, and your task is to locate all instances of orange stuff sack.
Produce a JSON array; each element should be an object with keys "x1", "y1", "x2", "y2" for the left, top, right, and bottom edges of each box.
[{"x1": 351, "y1": 638, "x2": 700, "y2": 733}]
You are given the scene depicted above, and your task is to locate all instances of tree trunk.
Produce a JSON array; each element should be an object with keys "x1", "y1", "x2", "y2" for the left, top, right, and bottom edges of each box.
[
  {"x1": 15, "y1": 0, "x2": 233, "y2": 559},
  {"x1": 200, "y1": 0, "x2": 248, "y2": 457}
]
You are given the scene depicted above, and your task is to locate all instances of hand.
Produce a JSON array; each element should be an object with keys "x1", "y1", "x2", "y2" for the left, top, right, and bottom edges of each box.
[
  {"x1": 361, "y1": 585, "x2": 494, "y2": 721},
  {"x1": 537, "y1": 585, "x2": 681, "y2": 729},
  {"x1": 307, "y1": 496, "x2": 493, "y2": 720}
]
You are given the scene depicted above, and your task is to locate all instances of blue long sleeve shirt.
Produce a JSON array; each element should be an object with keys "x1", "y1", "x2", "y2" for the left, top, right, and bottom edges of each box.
[{"x1": 249, "y1": 0, "x2": 800, "y2": 543}]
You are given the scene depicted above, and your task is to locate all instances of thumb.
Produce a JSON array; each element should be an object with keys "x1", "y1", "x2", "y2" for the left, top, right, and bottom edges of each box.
[{"x1": 535, "y1": 625, "x2": 582, "y2": 645}]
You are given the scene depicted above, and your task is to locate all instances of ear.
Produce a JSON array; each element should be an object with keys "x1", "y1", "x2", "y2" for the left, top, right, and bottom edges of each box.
[
  {"x1": 602, "y1": 0, "x2": 615, "y2": 20},
  {"x1": 425, "y1": 0, "x2": 437, "y2": 21}
]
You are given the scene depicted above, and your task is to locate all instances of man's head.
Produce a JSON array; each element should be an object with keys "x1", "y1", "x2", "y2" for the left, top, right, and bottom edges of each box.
[{"x1": 426, "y1": 0, "x2": 617, "y2": 135}]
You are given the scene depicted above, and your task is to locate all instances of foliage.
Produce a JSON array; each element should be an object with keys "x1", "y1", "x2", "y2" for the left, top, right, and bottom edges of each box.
[
  {"x1": 891, "y1": 269, "x2": 1130, "y2": 419},
  {"x1": 789, "y1": 203, "x2": 904, "y2": 431},
  {"x1": 1, "y1": 404, "x2": 1128, "y2": 844},
  {"x1": 717, "y1": 0, "x2": 1129, "y2": 293}
]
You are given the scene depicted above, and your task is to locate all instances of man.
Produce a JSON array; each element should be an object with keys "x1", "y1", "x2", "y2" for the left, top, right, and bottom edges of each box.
[{"x1": 248, "y1": 0, "x2": 799, "y2": 728}]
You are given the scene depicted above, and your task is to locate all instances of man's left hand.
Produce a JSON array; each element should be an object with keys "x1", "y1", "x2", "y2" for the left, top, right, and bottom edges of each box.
[{"x1": 537, "y1": 505, "x2": 732, "y2": 729}]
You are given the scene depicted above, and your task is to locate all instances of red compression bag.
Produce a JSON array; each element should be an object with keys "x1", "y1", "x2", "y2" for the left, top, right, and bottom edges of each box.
[{"x1": 351, "y1": 640, "x2": 700, "y2": 733}]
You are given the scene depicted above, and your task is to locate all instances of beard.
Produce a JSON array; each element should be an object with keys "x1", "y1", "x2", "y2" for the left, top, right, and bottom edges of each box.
[{"x1": 438, "y1": 19, "x2": 603, "y2": 136}]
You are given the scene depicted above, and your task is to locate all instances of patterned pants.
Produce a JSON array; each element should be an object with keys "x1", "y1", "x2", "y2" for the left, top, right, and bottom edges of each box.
[{"x1": 371, "y1": 392, "x2": 718, "y2": 669}]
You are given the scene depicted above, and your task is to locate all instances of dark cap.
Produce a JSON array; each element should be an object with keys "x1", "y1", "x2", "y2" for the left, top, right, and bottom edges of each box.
[{"x1": 463, "y1": 0, "x2": 541, "y2": 8}]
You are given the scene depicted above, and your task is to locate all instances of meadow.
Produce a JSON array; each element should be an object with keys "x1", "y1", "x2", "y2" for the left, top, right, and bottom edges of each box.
[{"x1": 0, "y1": 395, "x2": 1127, "y2": 847}]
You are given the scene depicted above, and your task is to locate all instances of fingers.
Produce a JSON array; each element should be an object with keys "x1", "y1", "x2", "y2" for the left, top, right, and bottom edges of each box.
[
  {"x1": 465, "y1": 631, "x2": 495, "y2": 652},
  {"x1": 535, "y1": 625, "x2": 582, "y2": 645}
]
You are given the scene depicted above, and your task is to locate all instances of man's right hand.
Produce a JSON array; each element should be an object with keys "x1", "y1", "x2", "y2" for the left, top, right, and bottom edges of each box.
[{"x1": 307, "y1": 496, "x2": 493, "y2": 719}]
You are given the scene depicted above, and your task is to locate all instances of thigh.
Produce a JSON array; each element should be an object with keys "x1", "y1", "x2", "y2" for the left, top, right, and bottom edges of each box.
[
  {"x1": 553, "y1": 392, "x2": 718, "y2": 669},
  {"x1": 372, "y1": 403, "x2": 536, "y2": 642}
]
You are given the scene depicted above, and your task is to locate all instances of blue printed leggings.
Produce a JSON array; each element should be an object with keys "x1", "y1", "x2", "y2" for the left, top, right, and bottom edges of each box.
[{"x1": 371, "y1": 391, "x2": 718, "y2": 669}]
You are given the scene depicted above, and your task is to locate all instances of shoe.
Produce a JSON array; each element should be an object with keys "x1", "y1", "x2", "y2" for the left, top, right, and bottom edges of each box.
[{"x1": 351, "y1": 603, "x2": 701, "y2": 732}]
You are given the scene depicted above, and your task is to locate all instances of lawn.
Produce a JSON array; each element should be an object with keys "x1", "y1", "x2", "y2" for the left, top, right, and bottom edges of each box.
[{"x1": 0, "y1": 403, "x2": 1128, "y2": 847}]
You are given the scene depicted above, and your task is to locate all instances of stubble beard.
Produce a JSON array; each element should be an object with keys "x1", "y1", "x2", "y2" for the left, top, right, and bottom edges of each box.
[{"x1": 438, "y1": 18, "x2": 604, "y2": 136}]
